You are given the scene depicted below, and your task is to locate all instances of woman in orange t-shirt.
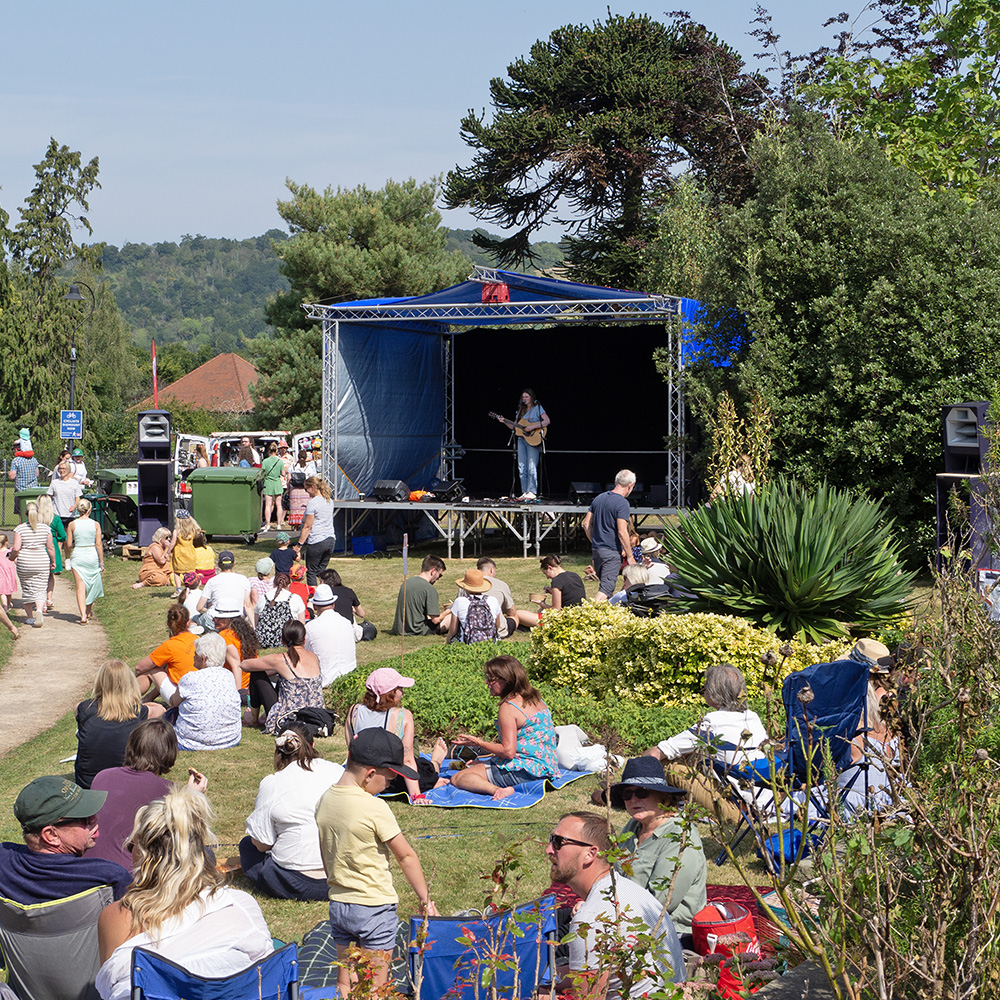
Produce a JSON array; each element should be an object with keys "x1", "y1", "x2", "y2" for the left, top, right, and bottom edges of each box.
[
  {"x1": 134, "y1": 605, "x2": 197, "y2": 697},
  {"x1": 213, "y1": 615, "x2": 259, "y2": 695}
]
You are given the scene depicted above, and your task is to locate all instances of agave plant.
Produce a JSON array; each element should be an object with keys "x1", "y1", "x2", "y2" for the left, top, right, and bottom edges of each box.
[{"x1": 660, "y1": 477, "x2": 915, "y2": 643}]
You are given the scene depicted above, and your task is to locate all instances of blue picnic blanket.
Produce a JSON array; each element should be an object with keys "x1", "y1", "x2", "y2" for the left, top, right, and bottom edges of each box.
[{"x1": 382, "y1": 758, "x2": 595, "y2": 809}]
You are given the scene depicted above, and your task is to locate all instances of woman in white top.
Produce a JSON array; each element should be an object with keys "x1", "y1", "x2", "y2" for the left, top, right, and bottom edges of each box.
[
  {"x1": 239, "y1": 722, "x2": 343, "y2": 900},
  {"x1": 96, "y1": 788, "x2": 272, "y2": 1000},
  {"x1": 644, "y1": 663, "x2": 769, "y2": 823},
  {"x1": 297, "y1": 476, "x2": 336, "y2": 586}
]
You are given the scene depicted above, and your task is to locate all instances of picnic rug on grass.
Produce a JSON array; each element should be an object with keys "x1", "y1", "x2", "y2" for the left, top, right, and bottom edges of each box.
[{"x1": 381, "y1": 760, "x2": 596, "y2": 809}]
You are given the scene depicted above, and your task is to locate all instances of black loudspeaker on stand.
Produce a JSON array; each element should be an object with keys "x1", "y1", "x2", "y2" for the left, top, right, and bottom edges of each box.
[
  {"x1": 373, "y1": 480, "x2": 409, "y2": 502},
  {"x1": 137, "y1": 410, "x2": 173, "y2": 546}
]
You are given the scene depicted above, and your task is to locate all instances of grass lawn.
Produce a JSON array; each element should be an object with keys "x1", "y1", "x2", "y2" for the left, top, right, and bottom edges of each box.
[{"x1": 0, "y1": 537, "x2": 913, "y2": 945}]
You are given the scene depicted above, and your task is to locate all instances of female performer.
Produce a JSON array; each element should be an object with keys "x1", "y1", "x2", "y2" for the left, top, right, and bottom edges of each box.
[{"x1": 493, "y1": 388, "x2": 549, "y2": 500}]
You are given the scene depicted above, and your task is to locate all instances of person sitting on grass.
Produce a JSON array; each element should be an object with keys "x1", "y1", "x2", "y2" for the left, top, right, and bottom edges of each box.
[
  {"x1": 315, "y1": 729, "x2": 438, "y2": 997},
  {"x1": 76, "y1": 659, "x2": 166, "y2": 790},
  {"x1": 156, "y1": 633, "x2": 242, "y2": 752},
  {"x1": 318, "y1": 567, "x2": 368, "y2": 623},
  {"x1": 134, "y1": 605, "x2": 197, "y2": 700},
  {"x1": 389, "y1": 554, "x2": 451, "y2": 636},
  {"x1": 441, "y1": 655, "x2": 558, "y2": 800},
  {"x1": 131, "y1": 527, "x2": 174, "y2": 590},
  {"x1": 514, "y1": 554, "x2": 586, "y2": 629},
  {"x1": 240, "y1": 620, "x2": 324, "y2": 733},
  {"x1": 240, "y1": 722, "x2": 344, "y2": 901},
  {"x1": 345, "y1": 667, "x2": 448, "y2": 805},
  {"x1": 89, "y1": 719, "x2": 207, "y2": 872}
]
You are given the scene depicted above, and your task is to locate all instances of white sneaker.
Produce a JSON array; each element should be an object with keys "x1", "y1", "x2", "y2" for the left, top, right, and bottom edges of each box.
[{"x1": 519, "y1": 492, "x2": 536, "y2": 501}]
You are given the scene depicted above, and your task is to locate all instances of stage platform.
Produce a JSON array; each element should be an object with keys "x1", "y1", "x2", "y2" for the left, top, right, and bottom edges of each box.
[{"x1": 334, "y1": 499, "x2": 680, "y2": 559}]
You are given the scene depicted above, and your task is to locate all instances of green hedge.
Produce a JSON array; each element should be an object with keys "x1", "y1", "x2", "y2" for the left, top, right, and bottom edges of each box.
[
  {"x1": 528, "y1": 605, "x2": 835, "y2": 706},
  {"x1": 327, "y1": 644, "x2": 704, "y2": 753}
]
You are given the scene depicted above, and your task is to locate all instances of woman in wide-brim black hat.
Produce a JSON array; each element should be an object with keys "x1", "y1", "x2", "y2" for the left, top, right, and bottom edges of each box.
[{"x1": 610, "y1": 756, "x2": 707, "y2": 940}]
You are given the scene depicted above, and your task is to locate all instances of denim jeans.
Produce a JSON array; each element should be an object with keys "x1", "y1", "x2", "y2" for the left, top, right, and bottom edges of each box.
[{"x1": 517, "y1": 439, "x2": 540, "y2": 495}]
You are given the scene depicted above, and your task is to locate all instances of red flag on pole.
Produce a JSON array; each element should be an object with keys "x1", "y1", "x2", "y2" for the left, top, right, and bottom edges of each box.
[{"x1": 152, "y1": 339, "x2": 159, "y2": 408}]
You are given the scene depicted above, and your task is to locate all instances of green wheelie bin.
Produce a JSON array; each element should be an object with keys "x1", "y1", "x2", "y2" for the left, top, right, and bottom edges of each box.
[
  {"x1": 186, "y1": 467, "x2": 263, "y2": 544},
  {"x1": 91, "y1": 469, "x2": 139, "y2": 544},
  {"x1": 11, "y1": 486, "x2": 48, "y2": 526}
]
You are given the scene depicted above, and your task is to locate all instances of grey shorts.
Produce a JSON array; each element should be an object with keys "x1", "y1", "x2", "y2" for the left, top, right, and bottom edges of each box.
[
  {"x1": 328, "y1": 900, "x2": 399, "y2": 950},
  {"x1": 592, "y1": 546, "x2": 622, "y2": 597}
]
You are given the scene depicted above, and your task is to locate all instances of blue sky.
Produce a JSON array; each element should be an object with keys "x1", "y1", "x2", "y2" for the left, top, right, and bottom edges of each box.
[{"x1": 1, "y1": 1, "x2": 839, "y2": 248}]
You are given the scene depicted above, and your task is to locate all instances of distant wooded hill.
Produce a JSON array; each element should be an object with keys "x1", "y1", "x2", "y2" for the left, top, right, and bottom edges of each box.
[{"x1": 101, "y1": 228, "x2": 565, "y2": 363}]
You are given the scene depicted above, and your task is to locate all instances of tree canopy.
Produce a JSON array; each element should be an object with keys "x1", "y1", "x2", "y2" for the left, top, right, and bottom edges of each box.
[
  {"x1": 798, "y1": 0, "x2": 1000, "y2": 196},
  {"x1": 443, "y1": 12, "x2": 770, "y2": 286},
  {"x1": 680, "y1": 110, "x2": 1000, "y2": 561},
  {"x1": 251, "y1": 177, "x2": 469, "y2": 431}
]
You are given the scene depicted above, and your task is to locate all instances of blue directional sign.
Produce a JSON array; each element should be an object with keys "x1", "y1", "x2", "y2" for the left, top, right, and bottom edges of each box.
[{"x1": 60, "y1": 410, "x2": 83, "y2": 440}]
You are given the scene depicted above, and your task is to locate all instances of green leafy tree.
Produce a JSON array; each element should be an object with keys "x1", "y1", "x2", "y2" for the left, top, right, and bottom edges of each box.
[
  {"x1": 801, "y1": 0, "x2": 1000, "y2": 196},
  {"x1": 0, "y1": 140, "x2": 141, "y2": 452},
  {"x1": 682, "y1": 110, "x2": 1000, "y2": 563},
  {"x1": 251, "y1": 177, "x2": 469, "y2": 430},
  {"x1": 443, "y1": 13, "x2": 771, "y2": 286}
]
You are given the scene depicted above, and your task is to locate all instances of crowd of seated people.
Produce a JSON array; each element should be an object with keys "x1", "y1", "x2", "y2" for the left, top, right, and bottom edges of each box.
[{"x1": 0, "y1": 460, "x2": 920, "y2": 1000}]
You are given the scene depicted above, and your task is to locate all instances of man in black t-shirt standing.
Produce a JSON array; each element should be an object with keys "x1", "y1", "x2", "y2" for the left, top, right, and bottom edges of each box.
[{"x1": 581, "y1": 469, "x2": 637, "y2": 602}]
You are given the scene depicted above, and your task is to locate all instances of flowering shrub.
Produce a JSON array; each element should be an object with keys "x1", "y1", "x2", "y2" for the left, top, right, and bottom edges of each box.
[{"x1": 530, "y1": 604, "x2": 830, "y2": 706}]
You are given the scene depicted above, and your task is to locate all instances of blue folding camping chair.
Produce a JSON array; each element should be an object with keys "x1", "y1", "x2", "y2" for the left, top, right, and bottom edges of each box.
[
  {"x1": 131, "y1": 941, "x2": 298, "y2": 1000},
  {"x1": 409, "y1": 895, "x2": 557, "y2": 1000},
  {"x1": 712, "y1": 658, "x2": 871, "y2": 874}
]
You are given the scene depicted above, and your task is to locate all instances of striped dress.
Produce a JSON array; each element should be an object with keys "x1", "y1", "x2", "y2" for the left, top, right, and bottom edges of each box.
[{"x1": 14, "y1": 522, "x2": 52, "y2": 605}]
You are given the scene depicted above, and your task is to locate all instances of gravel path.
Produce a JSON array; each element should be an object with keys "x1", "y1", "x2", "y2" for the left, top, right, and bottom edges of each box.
[{"x1": 0, "y1": 573, "x2": 107, "y2": 758}]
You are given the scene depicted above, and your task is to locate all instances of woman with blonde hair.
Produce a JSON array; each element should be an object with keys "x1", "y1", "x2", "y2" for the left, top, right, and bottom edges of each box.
[
  {"x1": 35, "y1": 493, "x2": 66, "y2": 613},
  {"x1": 132, "y1": 526, "x2": 174, "y2": 590},
  {"x1": 8, "y1": 500, "x2": 55, "y2": 628},
  {"x1": 96, "y1": 789, "x2": 272, "y2": 1000},
  {"x1": 296, "y1": 475, "x2": 335, "y2": 585},
  {"x1": 75, "y1": 659, "x2": 165, "y2": 789},
  {"x1": 66, "y1": 496, "x2": 104, "y2": 625},
  {"x1": 168, "y1": 511, "x2": 200, "y2": 597}
]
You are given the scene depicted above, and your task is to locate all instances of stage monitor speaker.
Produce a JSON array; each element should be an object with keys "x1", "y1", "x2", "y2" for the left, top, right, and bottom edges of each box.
[
  {"x1": 943, "y1": 401, "x2": 990, "y2": 474},
  {"x1": 373, "y1": 479, "x2": 409, "y2": 502},
  {"x1": 138, "y1": 410, "x2": 172, "y2": 461},
  {"x1": 434, "y1": 479, "x2": 464, "y2": 502},
  {"x1": 648, "y1": 484, "x2": 669, "y2": 506},
  {"x1": 569, "y1": 481, "x2": 602, "y2": 504}
]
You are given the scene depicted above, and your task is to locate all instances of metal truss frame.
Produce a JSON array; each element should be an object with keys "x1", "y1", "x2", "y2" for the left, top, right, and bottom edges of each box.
[{"x1": 309, "y1": 266, "x2": 687, "y2": 505}]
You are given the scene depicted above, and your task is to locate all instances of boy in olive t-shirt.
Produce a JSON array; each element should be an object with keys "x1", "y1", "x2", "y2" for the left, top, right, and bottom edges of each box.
[{"x1": 315, "y1": 729, "x2": 437, "y2": 995}]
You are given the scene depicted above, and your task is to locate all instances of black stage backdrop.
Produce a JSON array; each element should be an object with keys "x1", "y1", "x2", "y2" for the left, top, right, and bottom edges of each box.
[{"x1": 453, "y1": 323, "x2": 675, "y2": 501}]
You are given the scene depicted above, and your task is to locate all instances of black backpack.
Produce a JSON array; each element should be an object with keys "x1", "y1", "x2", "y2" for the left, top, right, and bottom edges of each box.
[
  {"x1": 462, "y1": 594, "x2": 498, "y2": 643},
  {"x1": 255, "y1": 593, "x2": 295, "y2": 648},
  {"x1": 289, "y1": 469, "x2": 307, "y2": 489},
  {"x1": 627, "y1": 581, "x2": 692, "y2": 618}
]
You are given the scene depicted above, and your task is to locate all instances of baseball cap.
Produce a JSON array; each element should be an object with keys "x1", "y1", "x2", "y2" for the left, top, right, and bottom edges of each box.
[
  {"x1": 71, "y1": 448, "x2": 84, "y2": 457},
  {"x1": 14, "y1": 776, "x2": 107, "y2": 832},
  {"x1": 348, "y1": 729, "x2": 418, "y2": 779},
  {"x1": 255, "y1": 557, "x2": 275, "y2": 576},
  {"x1": 182, "y1": 571, "x2": 199, "y2": 588},
  {"x1": 290, "y1": 564, "x2": 306, "y2": 581},
  {"x1": 366, "y1": 667, "x2": 415, "y2": 697},
  {"x1": 276, "y1": 531, "x2": 290, "y2": 544},
  {"x1": 218, "y1": 551, "x2": 235, "y2": 568},
  {"x1": 312, "y1": 584, "x2": 336, "y2": 607}
]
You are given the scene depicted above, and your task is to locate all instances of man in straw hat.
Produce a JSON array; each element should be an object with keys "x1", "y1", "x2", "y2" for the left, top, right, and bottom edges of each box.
[{"x1": 447, "y1": 568, "x2": 502, "y2": 643}]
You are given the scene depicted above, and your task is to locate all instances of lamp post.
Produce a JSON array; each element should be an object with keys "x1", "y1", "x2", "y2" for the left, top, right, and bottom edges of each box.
[{"x1": 62, "y1": 281, "x2": 95, "y2": 412}]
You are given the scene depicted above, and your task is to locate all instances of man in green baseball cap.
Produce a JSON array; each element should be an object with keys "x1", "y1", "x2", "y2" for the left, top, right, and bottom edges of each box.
[{"x1": 0, "y1": 776, "x2": 130, "y2": 904}]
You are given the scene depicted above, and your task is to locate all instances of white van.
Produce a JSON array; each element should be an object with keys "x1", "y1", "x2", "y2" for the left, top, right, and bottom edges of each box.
[
  {"x1": 174, "y1": 430, "x2": 290, "y2": 500},
  {"x1": 291, "y1": 430, "x2": 322, "y2": 460}
]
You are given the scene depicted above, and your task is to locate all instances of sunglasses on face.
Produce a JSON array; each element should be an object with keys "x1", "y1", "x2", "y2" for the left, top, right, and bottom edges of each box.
[
  {"x1": 548, "y1": 833, "x2": 594, "y2": 852},
  {"x1": 622, "y1": 787, "x2": 653, "y2": 800}
]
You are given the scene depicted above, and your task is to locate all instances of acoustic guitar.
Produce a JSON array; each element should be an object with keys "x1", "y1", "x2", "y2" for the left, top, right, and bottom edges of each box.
[{"x1": 488, "y1": 411, "x2": 547, "y2": 448}]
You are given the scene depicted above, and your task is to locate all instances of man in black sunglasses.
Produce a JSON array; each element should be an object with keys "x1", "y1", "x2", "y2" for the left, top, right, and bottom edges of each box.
[{"x1": 545, "y1": 812, "x2": 685, "y2": 998}]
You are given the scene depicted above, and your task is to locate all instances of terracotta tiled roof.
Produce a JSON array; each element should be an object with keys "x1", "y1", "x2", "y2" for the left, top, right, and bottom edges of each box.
[{"x1": 137, "y1": 353, "x2": 258, "y2": 413}]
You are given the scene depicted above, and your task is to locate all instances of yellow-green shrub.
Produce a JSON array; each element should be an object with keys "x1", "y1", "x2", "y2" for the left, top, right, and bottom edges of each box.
[{"x1": 530, "y1": 605, "x2": 832, "y2": 705}]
